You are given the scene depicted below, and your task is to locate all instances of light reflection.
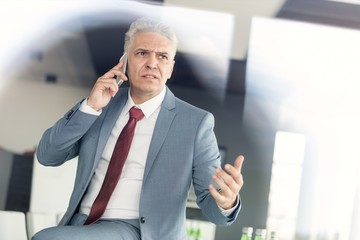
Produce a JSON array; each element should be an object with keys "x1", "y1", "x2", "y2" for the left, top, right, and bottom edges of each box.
[
  {"x1": 0, "y1": 1, "x2": 233, "y2": 94},
  {"x1": 0, "y1": 0, "x2": 234, "y2": 152},
  {"x1": 246, "y1": 17, "x2": 360, "y2": 239}
]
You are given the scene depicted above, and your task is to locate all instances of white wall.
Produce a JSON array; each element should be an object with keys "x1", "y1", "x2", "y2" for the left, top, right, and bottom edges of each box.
[
  {"x1": 164, "y1": 0, "x2": 286, "y2": 60},
  {"x1": 0, "y1": 78, "x2": 90, "y2": 153}
]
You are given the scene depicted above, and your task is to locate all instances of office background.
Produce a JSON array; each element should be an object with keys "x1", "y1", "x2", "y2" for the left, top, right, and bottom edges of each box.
[{"x1": 1, "y1": 0, "x2": 360, "y2": 239}]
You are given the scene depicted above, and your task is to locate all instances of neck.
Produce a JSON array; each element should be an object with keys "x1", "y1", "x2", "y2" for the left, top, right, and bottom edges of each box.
[{"x1": 130, "y1": 87, "x2": 165, "y2": 105}]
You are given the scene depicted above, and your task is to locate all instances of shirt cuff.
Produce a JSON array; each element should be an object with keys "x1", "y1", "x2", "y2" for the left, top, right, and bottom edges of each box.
[
  {"x1": 79, "y1": 98, "x2": 102, "y2": 116},
  {"x1": 218, "y1": 194, "x2": 240, "y2": 217}
]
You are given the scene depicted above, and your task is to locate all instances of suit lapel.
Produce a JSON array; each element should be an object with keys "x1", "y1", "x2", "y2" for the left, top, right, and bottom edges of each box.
[
  {"x1": 143, "y1": 87, "x2": 176, "y2": 181},
  {"x1": 92, "y1": 89, "x2": 128, "y2": 172}
]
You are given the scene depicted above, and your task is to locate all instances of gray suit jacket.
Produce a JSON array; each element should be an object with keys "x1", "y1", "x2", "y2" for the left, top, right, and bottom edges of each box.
[{"x1": 36, "y1": 87, "x2": 240, "y2": 239}]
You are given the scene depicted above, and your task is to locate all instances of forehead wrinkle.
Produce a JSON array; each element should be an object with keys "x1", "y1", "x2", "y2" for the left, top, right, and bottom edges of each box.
[
  {"x1": 131, "y1": 32, "x2": 176, "y2": 58},
  {"x1": 136, "y1": 48, "x2": 171, "y2": 56}
]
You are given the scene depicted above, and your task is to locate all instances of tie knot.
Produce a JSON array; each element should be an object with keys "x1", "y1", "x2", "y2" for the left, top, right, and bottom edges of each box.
[{"x1": 129, "y1": 107, "x2": 144, "y2": 121}]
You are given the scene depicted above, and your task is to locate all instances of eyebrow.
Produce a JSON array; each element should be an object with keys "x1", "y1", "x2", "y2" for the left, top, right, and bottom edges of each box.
[{"x1": 136, "y1": 48, "x2": 170, "y2": 56}]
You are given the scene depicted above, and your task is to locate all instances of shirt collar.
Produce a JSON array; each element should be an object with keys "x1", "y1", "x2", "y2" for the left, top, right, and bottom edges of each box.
[{"x1": 123, "y1": 87, "x2": 166, "y2": 118}]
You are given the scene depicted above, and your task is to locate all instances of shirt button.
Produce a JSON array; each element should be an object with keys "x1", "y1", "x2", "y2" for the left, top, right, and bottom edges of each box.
[{"x1": 140, "y1": 217, "x2": 145, "y2": 224}]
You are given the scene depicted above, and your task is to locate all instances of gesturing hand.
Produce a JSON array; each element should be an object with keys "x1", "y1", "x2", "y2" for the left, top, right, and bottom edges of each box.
[
  {"x1": 209, "y1": 155, "x2": 244, "y2": 210},
  {"x1": 87, "y1": 61, "x2": 128, "y2": 111}
]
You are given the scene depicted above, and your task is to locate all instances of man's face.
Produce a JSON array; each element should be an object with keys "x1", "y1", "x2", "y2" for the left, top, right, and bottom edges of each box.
[{"x1": 127, "y1": 31, "x2": 175, "y2": 103}]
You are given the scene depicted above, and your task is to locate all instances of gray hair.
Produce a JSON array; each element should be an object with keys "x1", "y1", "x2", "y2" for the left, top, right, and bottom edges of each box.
[{"x1": 124, "y1": 17, "x2": 178, "y2": 57}]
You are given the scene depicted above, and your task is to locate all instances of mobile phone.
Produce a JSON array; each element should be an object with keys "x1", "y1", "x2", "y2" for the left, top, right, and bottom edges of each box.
[{"x1": 116, "y1": 52, "x2": 128, "y2": 87}]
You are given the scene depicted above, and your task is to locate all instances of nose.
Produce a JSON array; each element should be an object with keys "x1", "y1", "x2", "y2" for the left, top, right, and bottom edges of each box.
[{"x1": 146, "y1": 53, "x2": 158, "y2": 69}]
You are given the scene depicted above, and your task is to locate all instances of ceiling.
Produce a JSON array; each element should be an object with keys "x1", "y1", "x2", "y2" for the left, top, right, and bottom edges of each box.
[{"x1": 3, "y1": 0, "x2": 360, "y2": 93}]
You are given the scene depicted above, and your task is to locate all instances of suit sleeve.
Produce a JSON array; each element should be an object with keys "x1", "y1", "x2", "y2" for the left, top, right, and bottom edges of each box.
[
  {"x1": 192, "y1": 112, "x2": 241, "y2": 226},
  {"x1": 36, "y1": 100, "x2": 99, "y2": 166}
]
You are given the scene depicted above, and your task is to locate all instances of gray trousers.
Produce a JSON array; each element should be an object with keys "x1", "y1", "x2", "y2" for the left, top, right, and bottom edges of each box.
[{"x1": 31, "y1": 214, "x2": 141, "y2": 240}]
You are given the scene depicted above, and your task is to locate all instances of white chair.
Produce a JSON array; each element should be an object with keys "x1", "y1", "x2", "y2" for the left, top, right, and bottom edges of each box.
[
  {"x1": 27, "y1": 154, "x2": 77, "y2": 237},
  {"x1": 56, "y1": 212, "x2": 65, "y2": 224},
  {"x1": 0, "y1": 210, "x2": 28, "y2": 240},
  {"x1": 29, "y1": 155, "x2": 77, "y2": 214},
  {"x1": 26, "y1": 212, "x2": 58, "y2": 239}
]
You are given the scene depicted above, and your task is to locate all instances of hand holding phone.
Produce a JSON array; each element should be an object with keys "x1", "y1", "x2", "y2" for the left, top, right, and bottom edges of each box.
[{"x1": 116, "y1": 52, "x2": 128, "y2": 87}]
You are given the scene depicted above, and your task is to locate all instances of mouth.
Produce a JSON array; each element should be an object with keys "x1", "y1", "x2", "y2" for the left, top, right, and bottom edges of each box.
[{"x1": 141, "y1": 74, "x2": 158, "y2": 79}]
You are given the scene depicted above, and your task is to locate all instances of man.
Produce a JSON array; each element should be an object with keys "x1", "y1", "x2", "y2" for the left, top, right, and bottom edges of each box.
[{"x1": 33, "y1": 17, "x2": 244, "y2": 240}]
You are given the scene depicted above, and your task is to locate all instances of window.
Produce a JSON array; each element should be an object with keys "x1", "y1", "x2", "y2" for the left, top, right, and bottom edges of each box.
[{"x1": 266, "y1": 131, "x2": 306, "y2": 239}]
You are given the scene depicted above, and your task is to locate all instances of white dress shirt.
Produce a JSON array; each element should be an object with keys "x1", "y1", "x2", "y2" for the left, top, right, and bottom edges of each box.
[{"x1": 79, "y1": 88, "x2": 165, "y2": 219}]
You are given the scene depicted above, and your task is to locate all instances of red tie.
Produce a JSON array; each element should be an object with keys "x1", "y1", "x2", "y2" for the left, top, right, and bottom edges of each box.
[{"x1": 84, "y1": 107, "x2": 144, "y2": 225}]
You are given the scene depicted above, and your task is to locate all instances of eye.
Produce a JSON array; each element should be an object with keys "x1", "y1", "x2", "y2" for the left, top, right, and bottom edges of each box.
[
  {"x1": 159, "y1": 54, "x2": 168, "y2": 60},
  {"x1": 136, "y1": 51, "x2": 147, "y2": 56}
]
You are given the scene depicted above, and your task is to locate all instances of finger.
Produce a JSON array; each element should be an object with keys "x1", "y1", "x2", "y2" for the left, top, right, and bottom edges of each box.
[
  {"x1": 95, "y1": 78, "x2": 119, "y2": 94},
  {"x1": 96, "y1": 77, "x2": 117, "y2": 86},
  {"x1": 209, "y1": 184, "x2": 226, "y2": 204},
  {"x1": 215, "y1": 168, "x2": 232, "y2": 185},
  {"x1": 234, "y1": 155, "x2": 244, "y2": 171},
  {"x1": 212, "y1": 170, "x2": 235, "y2": 196},
  {"x1": 210, "y1": 175, "x2": 238, "y2": 209},
  {"x1": 111, "y1": 62, "x2": 126, "y2": 72},
  {"x1": 101, "y1": 72, "x2": 116, "y2": 79},
  {"x1": 224, "y1": 164, "x2": 242, "y2": 186},
  {"x1": 112, "y1": 60, "x2": 127, "y2": 71},
  {"x1": 114, "y1": 71, "x2": 128, "y2": 82},
  {"x1": 99, "y1": 59, "x2": 126, "y2": 78},
  {"x1": 109, "y1": 59, "x2": 126, "y2": 70},
  {"x1": 104, "y1": 68, "x2": 128, "y2": 83},
  {"x1": 113, "y1": 61, "x2": 123, "y2": 68},
  {"x1": 215, "y1": 168, "x2": 240, "y2": 193}
]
